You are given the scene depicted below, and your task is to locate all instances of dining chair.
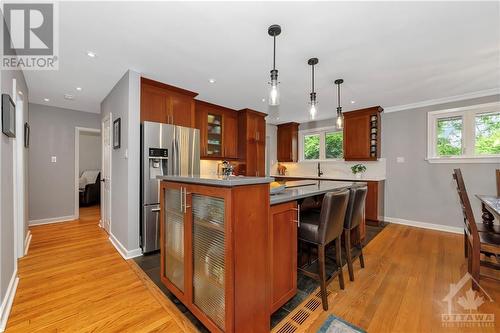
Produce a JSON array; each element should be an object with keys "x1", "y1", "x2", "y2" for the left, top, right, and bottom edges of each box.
[
  {"x1": 343, "y1": 186, "x2": 368, "y2": 281},
  {"x1": 452, "y1": 169, "x2": 500, "y2": 288},
  {"x1": 298, "y1": 189, "x2": 349, "y2": 310}
]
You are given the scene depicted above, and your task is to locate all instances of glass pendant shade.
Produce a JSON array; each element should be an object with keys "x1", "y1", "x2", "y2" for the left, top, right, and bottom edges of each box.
[
  {"x1": 336, "y1": 113, "x2": 344, "y2": 129},
  {"x1": 269, "y1": 73, "x2": 279, "y2": 106},
  {"x1": 309, "y1": 103, "x2": 318, "y2": 120}
]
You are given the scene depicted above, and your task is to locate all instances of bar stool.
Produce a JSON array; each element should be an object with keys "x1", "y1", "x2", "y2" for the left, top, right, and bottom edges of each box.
[
  {"x1": 343, "y1": 186, "x2": 367, "y2": 281},
  {"x1": 298, "y1": 189, "x2": 350, "y2": 311}
]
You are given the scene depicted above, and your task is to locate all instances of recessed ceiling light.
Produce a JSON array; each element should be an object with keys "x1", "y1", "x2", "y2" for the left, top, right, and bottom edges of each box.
[
  {"x1": 43, "y1": 98, "x2": 50, "y2": 102},
  {"x1": 76, "y1": 87, "x2": 82, "y2": 91},
  {"x1": 351, "y1": 100, "x2": 356, "y2": 104},
  {"x1": 64, "y1": 94, "x2": 75, "y2": 100},
  {"x1": 262, "y1": 98, "x2": 266, "y2": 102},
  {"x1": 86, "y1": 51, "x2": 96, "y2": 58},
  {"x1": 18, "y1": 91, "x2": 23, "y2": 95},
  {"x1": 208, "y1": 78, "x2": 216, "y2": 83}
]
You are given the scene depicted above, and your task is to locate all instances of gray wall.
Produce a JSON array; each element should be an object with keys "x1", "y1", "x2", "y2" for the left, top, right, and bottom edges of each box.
[
  {"x1": 79, "y1": 132, "x2": 101, "y2": 174},
  {"x1": 382, "y1": 94, "x2": 500, "y2": 228},
  {"x1": 0, "y1": 68, "x2": 29, "y2": 310},
  {"x1": 101, "y1": 70, "x2": 141, "y2": 251},
  {"x1": 28, "y1": 104, "x2": 100, "y2": 222}
]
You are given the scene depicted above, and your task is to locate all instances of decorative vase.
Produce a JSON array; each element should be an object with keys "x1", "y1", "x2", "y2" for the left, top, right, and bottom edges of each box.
[{"x1": 355, "y1": 173, "x2": 362, "y2": 179}]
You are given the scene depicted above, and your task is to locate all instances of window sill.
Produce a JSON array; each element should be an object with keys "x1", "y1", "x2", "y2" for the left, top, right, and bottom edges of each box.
[{"x1": 426, "y1": 156, "x2": 500, "y2": 164}]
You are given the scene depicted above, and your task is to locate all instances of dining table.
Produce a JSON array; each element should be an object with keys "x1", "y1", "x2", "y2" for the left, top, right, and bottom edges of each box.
[{"x1": 475, "y1": 194, "x2": 500, "y2": 226}]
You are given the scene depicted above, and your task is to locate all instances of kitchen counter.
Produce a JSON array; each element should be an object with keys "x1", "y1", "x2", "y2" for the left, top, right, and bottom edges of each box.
[
  {"x1": 271, "y1": 174, "x2": 386, "y2": 182},
  {"x1": 270, "y1": 180, "x2": 363, "y2": 205},
  {"x1": 157, "y1": 174, "x2": 274, "y2": 187}
]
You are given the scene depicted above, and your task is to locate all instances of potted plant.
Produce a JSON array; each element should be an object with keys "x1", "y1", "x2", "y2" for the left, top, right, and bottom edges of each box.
[{"x1": 351, "y1": 164, "x2": 367, "y2": 179}]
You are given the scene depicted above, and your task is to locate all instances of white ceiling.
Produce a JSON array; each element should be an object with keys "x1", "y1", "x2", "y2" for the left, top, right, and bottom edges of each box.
[{"x1": 24, "y1": 1, "x2": 500, "y2": 124}]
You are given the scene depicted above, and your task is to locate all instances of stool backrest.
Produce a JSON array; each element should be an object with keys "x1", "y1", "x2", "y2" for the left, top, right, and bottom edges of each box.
[
  {"x1": 318, "y1": 189, "x2": 350, "y2": 245},
  {"x1": 344, "y1": 186, "x2": 368, "y2": 230}
]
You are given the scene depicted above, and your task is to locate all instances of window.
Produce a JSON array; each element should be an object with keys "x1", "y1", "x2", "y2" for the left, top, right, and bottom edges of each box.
[
  {"x1": 300, "y1": 127, "x2": 343, "y2": 161},
  {"x1": 427, "y1": 102, "x2": 500, "y2": 163},
  {"x1": 303, "y1": 134, "x2": 320, "y2": 160},
  {"x1": 325, "y1": 132, "x2": 343, "y2": 159}
]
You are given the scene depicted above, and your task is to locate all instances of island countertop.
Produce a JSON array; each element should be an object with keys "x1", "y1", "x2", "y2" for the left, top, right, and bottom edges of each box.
[
  {"x1": 157, "y1": 174, "x2": 274, "y2": 187},
  {"x1": 270, "y1": 180, "x2": 364, "y2": 205}
]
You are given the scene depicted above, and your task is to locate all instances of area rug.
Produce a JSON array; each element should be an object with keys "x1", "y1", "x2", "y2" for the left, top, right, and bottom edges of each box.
[{"x1": 317, "y1": 315, "x2": 366, "y2": 333}]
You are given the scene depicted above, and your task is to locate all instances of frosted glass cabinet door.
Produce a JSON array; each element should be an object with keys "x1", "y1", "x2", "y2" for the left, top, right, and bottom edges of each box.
[
  {"x1": 164, "y1": 187, "x2": 185, "y2": 292},
  {"x1": 192, "y1": 194, "x2": 225, "y2": 330}
]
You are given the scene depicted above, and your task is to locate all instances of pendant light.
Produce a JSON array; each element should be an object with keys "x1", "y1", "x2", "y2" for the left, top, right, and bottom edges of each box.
[
  {"x1": 334, "y1": 79, "x2": 344, "y2": 129},
  {"x1": 268, "y1": 24, "x2": 281, "y2": 106},
  {"x1": 308, "y1": 58, "x2": 319, "y2": 119}
]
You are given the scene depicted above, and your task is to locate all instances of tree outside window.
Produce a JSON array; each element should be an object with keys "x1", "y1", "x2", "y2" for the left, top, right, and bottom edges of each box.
[
  {"x1": 436, "y1": 117, "x2": 463, "y2": 156},
  {"x1": 475, "y1": 112, "x2": 500, "y2": 155},
  {"x1": 325, "y1": 132, "x2": 343, "y2": 159},
  {"x1": 304, "y1": 134, "x2": 320, "y2": 160}
]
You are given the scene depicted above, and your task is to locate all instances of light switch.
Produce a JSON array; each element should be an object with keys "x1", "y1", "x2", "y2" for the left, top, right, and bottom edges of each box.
[
  {"x1": 51, "y1": 156, "x2": 57, "y2": 163},
  {"x1": 396, "y1": 157, "x2": 405, "y2": 163}
]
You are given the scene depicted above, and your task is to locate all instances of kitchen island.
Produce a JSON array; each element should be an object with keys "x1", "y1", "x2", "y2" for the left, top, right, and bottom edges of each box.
[{"x1": 157, "y1": 175, "x2": 360, "y2": 332}]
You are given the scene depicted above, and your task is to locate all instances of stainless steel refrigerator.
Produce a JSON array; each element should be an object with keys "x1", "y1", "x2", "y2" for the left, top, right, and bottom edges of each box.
[{"x1": 140, "y1": 121, "x2": 200, "y2": 253}]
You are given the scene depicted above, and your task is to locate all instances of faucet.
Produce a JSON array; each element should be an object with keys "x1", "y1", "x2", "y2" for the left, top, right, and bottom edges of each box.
[{"x1": 317, "y1": 162, "x2": 323, "y2": 177}]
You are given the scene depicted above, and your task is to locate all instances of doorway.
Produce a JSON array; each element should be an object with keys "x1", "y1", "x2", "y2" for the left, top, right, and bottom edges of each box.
[
  {"x1": 74, "y1": 127, "x2": 101, "y2": 222},
  {"x1": 101, "y1": 114, "x2": 112, "y2": 234}
]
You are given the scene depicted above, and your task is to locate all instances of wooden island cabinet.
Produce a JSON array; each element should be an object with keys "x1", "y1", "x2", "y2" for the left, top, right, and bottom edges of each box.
[{"x1": 160, "y1": 177, "x2": 271, "y2": 333}]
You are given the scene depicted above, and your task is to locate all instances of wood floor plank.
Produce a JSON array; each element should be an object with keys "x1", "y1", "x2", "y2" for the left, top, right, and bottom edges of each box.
[{"x1": 5, "y1": 206, "x2": 193, "y2": 333}]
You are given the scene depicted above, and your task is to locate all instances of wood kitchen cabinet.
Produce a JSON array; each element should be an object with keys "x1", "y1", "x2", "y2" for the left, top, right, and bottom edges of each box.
[
  {"x1": 238, "y1": 109, "x2": 266, "y2": 176},
  {"x1": 160, "y1": 181, "x2": 270, "y2": 333},
  {"x1": 343, "y1": 106, "x2": 383, "y2": 161},
  {"x1": 269, "y1": 201, "x2": 298, "y2": 313},
  {"x1": 195, "y1": 100, "x2": 239, "y2": 159},
  {"x1": 141, "y1": 77, "x2": 197, "y2": 127},
  {"x1": 277, "y1": 122, "x2": 299, "y2": 162}
]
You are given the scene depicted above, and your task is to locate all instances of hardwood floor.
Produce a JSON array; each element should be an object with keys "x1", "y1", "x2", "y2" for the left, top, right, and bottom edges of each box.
[
  {"x1": 306, "y1": 224, "x2": 500, "y2": 333},
  {"x1": 5, "y1": 206, "x2": 191, "y2": 333},
  {"x1": 5, "y1": 206, "x2": 499, "y2": 332}
]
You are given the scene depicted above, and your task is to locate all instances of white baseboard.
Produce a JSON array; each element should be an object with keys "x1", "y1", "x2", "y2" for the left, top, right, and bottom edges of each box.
[
  {"x1": 24, "y1": 230, "x2": 32, "y2": 256},
  {"x1": 29, "y1": 215, "x2": 76, "y2": 226},
  {"x1": 384, "y1": 216, "x2": 462, "y2": 234},
  {"x1": 0, "y1": 269, "x2": 19, "y2": 333},
  {"x1": 109, "y1": 232, "x2": 142, "y2": 260}
]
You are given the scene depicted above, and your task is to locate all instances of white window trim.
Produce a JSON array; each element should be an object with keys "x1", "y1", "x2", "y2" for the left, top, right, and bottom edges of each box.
[
  {"x1": 426, "y1": 101, "x2": 500, "y2": 164},
  {"x1": 299, "y1": 125, "x2": 343, "y2": 162}
]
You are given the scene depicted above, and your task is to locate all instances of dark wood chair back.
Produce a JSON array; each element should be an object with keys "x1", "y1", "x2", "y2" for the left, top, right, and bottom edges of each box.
[
  {"x1": 496, "y1": 169, "x2": 500, "y2": 197},
  {"x1": 452, "y1": 168, "x2": 481, "y2": 286},
  {"x1": 452, "y1": 169, "x2": 478, "y2": 239}
]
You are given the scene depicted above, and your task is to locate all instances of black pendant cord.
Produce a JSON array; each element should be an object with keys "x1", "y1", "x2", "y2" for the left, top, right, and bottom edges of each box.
[
  {"x1": 273, "y1": 34, "x2": 276, "y2": 70},
  {"x1": 311, "y1": 64, "x2": 315, "y2": 94},
  {"x1": 337, "y1": 83, "x2": 341, "y2": 111}
]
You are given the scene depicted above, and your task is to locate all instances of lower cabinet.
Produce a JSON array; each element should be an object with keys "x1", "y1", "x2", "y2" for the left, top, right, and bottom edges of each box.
[
  {"x1": 269, "y1": 201, "x2": 298, "y2": 313},
  {"x1": 160, "y1": 181, "x2": 270, "y2": 333}
]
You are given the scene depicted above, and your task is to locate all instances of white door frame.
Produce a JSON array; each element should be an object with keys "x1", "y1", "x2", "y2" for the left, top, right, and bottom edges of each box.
[
  {"x1": 74, "y1": 127, "x2": 101, "y2": 219},
  {"x1": 101, "y1": 113, "x2": 112, "y2": 234},
  {"x1": 13, "y1": 79, "x2": 26, "y2": 260}
]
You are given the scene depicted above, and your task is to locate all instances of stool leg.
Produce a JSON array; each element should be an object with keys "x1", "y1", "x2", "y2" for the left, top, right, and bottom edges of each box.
[
  {"x1": 318, "y1": 244, "x2": 328, "y2": 311},
  {"x1": 335, "y1": 238, "x2": 345, "y2": 290},
  {"x1": 344, "y1": 229, "x2": 354, "y2": 281},
  {"x1": 358, "y1": 227, "x2": 365, "y2": 269}
]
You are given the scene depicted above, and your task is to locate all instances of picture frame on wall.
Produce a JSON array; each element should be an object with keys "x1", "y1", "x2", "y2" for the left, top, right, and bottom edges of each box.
[
  {"x1": 113, "y1": 118, "x2": 121, "y2": 149},
  {"x1": 2, "y1": 93, "x2": 16, "y2": 137},
  {"x1": 24, "y1": 122, "x2": 30, "y2": 148}
]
